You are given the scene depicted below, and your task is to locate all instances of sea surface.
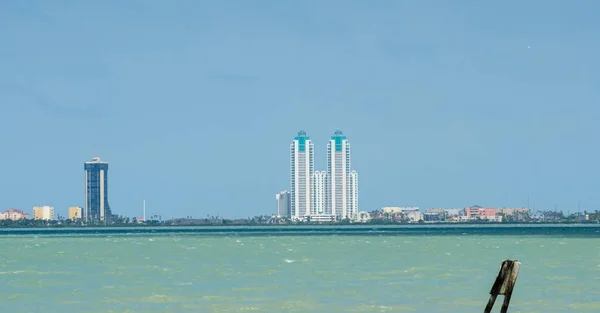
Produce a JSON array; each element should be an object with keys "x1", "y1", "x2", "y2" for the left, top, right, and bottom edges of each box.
[{"x1": 1, "y1": 225, "x2": 599, "y2": 313}]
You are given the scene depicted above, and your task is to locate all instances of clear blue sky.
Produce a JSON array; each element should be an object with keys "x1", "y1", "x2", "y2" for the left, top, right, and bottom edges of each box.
[{"x1": 1, "y1": 1, "x2": 599, "y2": 218}]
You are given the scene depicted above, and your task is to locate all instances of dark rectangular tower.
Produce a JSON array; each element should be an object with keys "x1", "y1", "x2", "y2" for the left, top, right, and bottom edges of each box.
[{"x1": 84, "y1": 157, "x2": 111, "y2": 222}]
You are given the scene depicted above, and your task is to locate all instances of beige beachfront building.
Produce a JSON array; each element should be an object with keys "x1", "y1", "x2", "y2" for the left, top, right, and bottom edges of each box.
[
  {"x1": 69, "y1": 206, "x2": 83, "y2": 220},
  {"x1": 33, "y1": 206, "x2": 55, "y2": 220}
]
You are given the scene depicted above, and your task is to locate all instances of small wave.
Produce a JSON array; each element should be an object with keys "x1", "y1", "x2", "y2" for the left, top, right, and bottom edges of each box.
[
  {"x1": 284, "y1": 259, "x2": 295, "y2": 263},
  {"x1": 0, "y1": 270, "x2": 26, "y2": 275},
  {"x1": 0, "y1": 270, "x2": 68, "y2": 275}
]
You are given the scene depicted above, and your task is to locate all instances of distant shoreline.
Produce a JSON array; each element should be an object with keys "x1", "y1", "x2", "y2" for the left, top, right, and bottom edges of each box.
[
  {"x1": 1, "y1": 220, "x2": 598, "y2": 228},
  {"x1": 1, "y1": 224, "x2": 599, "y2": 237}
]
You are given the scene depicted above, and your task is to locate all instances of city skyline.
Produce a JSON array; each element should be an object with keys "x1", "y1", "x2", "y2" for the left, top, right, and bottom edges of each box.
[
  {"x1": 1, "y1": 146, "x2": 599, "y2": 221},
  {"x1": 2, "y1": 2, "x2": 600, "y2": 218}
]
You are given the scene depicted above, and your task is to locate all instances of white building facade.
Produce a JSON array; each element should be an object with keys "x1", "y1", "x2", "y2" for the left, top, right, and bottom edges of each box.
[{"x1": 290, "y1": 131, "x2": 314, "y2": 220}]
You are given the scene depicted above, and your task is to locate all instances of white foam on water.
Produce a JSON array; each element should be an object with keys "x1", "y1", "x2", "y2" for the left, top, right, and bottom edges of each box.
[
  {"x1": 284, "y1": 259, "x2": 295, "y2": 263},
  {"x1": 240, "y1": 306, "x2": 259, "y2": 311}
]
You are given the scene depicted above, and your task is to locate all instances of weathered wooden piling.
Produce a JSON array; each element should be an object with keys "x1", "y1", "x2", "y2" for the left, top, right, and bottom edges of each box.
[{"x1": 483, "y1": 260, "x2": 520, "y2": 313}]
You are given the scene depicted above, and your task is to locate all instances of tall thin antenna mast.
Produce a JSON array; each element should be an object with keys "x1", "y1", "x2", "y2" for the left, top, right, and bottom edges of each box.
[{"x1": 143, "y1": 200, "x2": 146, "y2": 221}]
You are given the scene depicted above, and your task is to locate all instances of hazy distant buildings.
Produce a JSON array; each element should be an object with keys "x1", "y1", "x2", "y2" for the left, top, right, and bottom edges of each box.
[
  {"x1": 0, "y1": 209, "x2": 29, "y2": 220},
  {"x1": 290, "y1": 131, "x2": 314, "y2": 220},
  {"x1": 496, "y1": 208, "x2": 530, "y2": 216},
  {"x1": 68, "y1": 206, "x2": 83, "y2": 220},
  {"x1": 382, "y1": 207, "x2": 420, "y2": 214},
  {"x1": 33, "y1": 206, "x2": 55, "y2": 220},
  {"x1": 85, "y1": 157, "x2": 112, "y2": 222},
  {"x1": 276, "y1": 191, "x2": 291, "y2": 218}
]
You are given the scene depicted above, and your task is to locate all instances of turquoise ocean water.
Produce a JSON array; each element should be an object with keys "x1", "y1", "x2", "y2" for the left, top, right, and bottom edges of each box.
[{"x1": 1, "y1": 225, "x2": 599, "y2": 312}]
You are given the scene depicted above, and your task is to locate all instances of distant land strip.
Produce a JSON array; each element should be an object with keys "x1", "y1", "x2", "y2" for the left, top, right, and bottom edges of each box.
[{"x1": 1, "y1": 224, "x2": 600, "y2": 237}]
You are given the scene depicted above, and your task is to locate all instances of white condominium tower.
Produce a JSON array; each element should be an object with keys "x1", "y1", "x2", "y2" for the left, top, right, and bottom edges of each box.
[
  {"x1": 290, "y1": 131, "x2": 314, "y2": 219},
  {"x1": 313, "y1": 171, "x2": 326, "y2": 215},
  {"x1": 326, "y1": 130, "x2": 358, "y2": 219},
  {"x1": 350, "y1": 170, "x2": 358, "y2": 218}
]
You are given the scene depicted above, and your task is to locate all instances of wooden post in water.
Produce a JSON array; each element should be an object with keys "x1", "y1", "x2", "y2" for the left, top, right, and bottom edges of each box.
[{"x1": 483, "y1": 260, "x2": 520, "y2": 313}]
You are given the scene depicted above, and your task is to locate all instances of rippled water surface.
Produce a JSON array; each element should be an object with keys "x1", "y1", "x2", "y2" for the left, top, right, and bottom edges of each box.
[{"x1": 1, "y1": 227, "x2": 599, "y2": 312}]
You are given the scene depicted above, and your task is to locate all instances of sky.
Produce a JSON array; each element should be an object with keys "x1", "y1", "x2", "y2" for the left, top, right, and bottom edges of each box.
[{"x1": 1, "y1": 1, "x2": 599, "y2": 219}]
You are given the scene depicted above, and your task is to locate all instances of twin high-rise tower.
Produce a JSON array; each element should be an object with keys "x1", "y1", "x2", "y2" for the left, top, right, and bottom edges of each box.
[{"x1": 290, "y1": 130, "x2": 358, "y2": 221}]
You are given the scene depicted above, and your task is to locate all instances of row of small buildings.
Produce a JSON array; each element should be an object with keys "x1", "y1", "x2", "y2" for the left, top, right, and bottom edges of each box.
[
  {"x1": 0, "y1": 206, "x2": 84, "y2": 221},
  {"x1": 363, "y1": 206, "x2": 531, "y2": 223}
]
